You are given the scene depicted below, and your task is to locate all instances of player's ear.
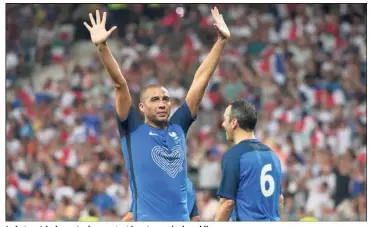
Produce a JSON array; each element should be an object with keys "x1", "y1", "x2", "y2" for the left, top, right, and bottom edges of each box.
[
  {"x1": 232, "y1": 118, "x2": 238, "y2": 130},
  {"x1": 138, "y1": 103, "x2": 145, "y2": 113}
]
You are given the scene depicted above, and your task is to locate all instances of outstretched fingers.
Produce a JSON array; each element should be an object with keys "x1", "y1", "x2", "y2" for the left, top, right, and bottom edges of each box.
[
  {"x1": 96, "y1": 10, "x2": 101, "y2": 25},
  {"x1": 102, "y1": 12, "x2": 107, "y2": 26},
  {"x1": 89, "y1": 13, "x2": 96, "y2": 26},
  {"x1": 214, "y1": 7, "x2": 220, "y2": 15},
  {"x1": 211, "y1": 7, "x2": 216, "y2": 19},
  {"x1": 211, "y1": 6, "x2": 221, "y2": 22},
  {"x1": 83, "y1": 21, "x2": 92, "y2": 31},
  {"x1": 107, "y1": 26, "x2": 117, "y2": 36},
  {"x1": 84, "y1": 11, "x2": 110, "y2": 33}
]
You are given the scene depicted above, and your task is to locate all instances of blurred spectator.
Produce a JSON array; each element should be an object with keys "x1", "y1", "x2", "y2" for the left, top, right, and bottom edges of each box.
[
  {"x1": 78, "y1": 206, "x2": 100, "y2": 222},
  {"x1": 198, "y1": 149, "x2": 221, "y2": 197},
  {"x1": 91, "y1": 175, "x2": 115, "y2": 214},
  {"x1": 199, "y1": 191, "x2": 219, "y2": 221}
]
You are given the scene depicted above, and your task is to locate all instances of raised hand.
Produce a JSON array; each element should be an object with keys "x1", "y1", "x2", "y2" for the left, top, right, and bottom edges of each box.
[
  {"x1": 211, "y1": 7, "x2": 230, "y2": 40},
  {"x1": 83, "y1": 10, "x2": 117, "y2": 46}
]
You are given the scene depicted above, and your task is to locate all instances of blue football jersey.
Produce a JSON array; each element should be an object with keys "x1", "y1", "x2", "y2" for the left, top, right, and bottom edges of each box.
[
  {"x1": 129, "y1": 177, "x2": 199, "y2": 218},
  {"x1": 117, "y1": 102, "x2": 196, "y2": 221},
  {"x1": 186, "y1": 177, "x2": 199, "y2": 218},
  {"x1": 217, "y1": 139, "x2": 282, "y2": 221}
]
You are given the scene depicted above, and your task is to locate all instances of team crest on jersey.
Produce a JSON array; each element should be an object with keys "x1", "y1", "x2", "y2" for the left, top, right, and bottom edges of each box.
[
  {"x1": 168, "y1": 132, "x2": 177, "y2": 138},
  {"x1": 168, "y1": 131, "x2": 181, "y2": 144},
  {"x1": 151, "y1": 144, "x2": 184, "y2": 178}
]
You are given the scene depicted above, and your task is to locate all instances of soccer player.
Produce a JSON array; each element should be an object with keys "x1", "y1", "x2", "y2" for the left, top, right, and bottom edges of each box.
[
  {"x1": 122, "y1": 177, "x2": 200, "y2": 221},
  {"x1": 215, "y1": 100, "x2": 283, "y2": 221},
  {"x1": 83, "y1": 7, "x2": 230, "y2": 221}
]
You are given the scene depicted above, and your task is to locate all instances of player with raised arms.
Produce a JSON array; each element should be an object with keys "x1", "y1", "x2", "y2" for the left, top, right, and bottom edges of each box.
[{"x1": 83, "y1": 7, "x2": 230, "y2": 221}]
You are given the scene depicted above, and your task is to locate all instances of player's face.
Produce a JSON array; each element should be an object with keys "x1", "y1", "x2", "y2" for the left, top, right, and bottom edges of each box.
[
  {"x1": 222, "y1": 106, "x2": 236, "y2": 142},
  {"x1": 139, "y1": 87, "x2": 171, "y2": 126}
]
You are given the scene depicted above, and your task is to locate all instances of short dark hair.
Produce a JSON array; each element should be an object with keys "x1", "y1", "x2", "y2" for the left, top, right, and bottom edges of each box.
[
  {"x1": 229, "y1": 99, "x2": 257, "y2": 131},
  {"x1": 140, "y1": 84, "x2": 163, "y2": 102},
  {"x1": 88, "y1": 207, "x2": 98, "y2": 216},
  {"x1": 321, "y1": 182, "x2": 328, "y2": 190}
]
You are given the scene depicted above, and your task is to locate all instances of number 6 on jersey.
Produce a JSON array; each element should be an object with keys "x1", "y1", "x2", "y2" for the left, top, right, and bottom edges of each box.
[{"x1": 260, "y1": 164, "x2": 275, "y2": 197}]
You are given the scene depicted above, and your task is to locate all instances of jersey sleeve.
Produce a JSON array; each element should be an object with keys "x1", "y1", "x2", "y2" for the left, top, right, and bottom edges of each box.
[
  {"x1": 169, "y1": 102, "x2": 197, "y2": 135},
  {"x1": 217, "y1": 149, "x2": 240, "y2": 200},
  {"x1": 116, "y1": 106, "x2": 143, "y2": 137}
]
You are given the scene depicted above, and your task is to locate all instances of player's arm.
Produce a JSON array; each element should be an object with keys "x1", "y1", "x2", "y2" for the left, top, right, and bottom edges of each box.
[
  {"x1": 279, "y1": 194, "x2": 284, "y2": 219},
  {"x1": 122, "y1": 212, "x2": 133, "y2": 221},
  {"x1": 190, "y1": 198, "x2": 201, "y2": 221},
  {"x1": 185, "y1": 7, "x2": 230, "y2": 117},
  {"x1": 191, "y1": 216, "x2": 201, "y2": 221},
  {"x1": 215, "y1": 198, "x2": 235, "y2": 221},
  {"x1": 122, "y1": 203, "x2": 134, "y2": 221},
  {"x1": 215, "y1": 150, "x2": 239, "y2": 221},
  {"x1": 84, "y1": 10, "x2": 132, "y2": 120}
]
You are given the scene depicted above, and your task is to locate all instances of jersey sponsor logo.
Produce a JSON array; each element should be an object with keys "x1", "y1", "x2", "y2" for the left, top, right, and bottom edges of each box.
[
  {"x1": 149, "y1": 131, "x2": 159, "y2": 136},
  {"x1": 151, "y1": 144, "x2": 184, "y2": 178}
]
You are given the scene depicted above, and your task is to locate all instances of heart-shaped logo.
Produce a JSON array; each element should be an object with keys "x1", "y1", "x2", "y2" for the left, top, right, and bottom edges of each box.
[{"x1": 151, "y1": 145, "x2": 184, "y2": 178}]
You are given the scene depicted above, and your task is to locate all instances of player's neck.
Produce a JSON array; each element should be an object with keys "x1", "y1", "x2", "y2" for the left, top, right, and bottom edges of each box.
[
  {"x1": 146, "y1": 120, "x2": 168, "y2": 129},
  {"x1": 233, "y1": 130, "x2": 255, "y2": 145}
]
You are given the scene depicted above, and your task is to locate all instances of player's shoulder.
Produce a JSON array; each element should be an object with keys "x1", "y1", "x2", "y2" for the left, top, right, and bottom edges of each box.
[
  {"x1": 116, "y1": 106, "x2": 143, "y2": 125},
  {"x1": 238, "y1": 138, "x2": 272, "y2": 152},
  {"x1": 222, "y1": 143, "x2": 244, "y2": 162},
  {"x1": 240, "y1": 139, "x2": 281, "y2": 164},
  {"x1": 169, "y1": 102, "x2": 195, "y2": 122},
  {"x1": 116, "y1": 106, "x2": 146, "y2": 137},
  {"x1": 227, "y1": 139, "x2": 274, "y2": 160}
]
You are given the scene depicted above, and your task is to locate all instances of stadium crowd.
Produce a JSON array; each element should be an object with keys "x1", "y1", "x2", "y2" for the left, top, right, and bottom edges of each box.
[{"x1": 6, "y1": 3, "x2": 366, "y2": 221}]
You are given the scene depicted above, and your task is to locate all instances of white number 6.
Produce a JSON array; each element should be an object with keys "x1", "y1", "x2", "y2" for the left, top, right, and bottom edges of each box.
[{"x1": 260, "y1": 164, "x2": 275, "y2": 197}]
